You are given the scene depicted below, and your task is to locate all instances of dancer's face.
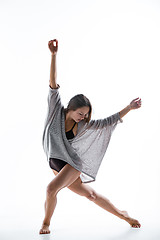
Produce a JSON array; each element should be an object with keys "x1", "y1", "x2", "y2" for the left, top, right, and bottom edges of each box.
[{"x1": 71, "y1": 106, "x2": 89, "y2": 122}]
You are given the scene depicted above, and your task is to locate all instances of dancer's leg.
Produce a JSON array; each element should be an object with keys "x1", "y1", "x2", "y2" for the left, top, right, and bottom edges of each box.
[
  {"x1": 66, "y1": 176, "x2": 141, "y2": 228},
  {"x1": 39, "y1": 164, "x2": 81, "y2": 234}
]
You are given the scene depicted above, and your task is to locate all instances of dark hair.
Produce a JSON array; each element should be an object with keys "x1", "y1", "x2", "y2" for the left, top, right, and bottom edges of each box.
[{"x1": 64, "y1": 94, "x2": 92, "y2": 123}]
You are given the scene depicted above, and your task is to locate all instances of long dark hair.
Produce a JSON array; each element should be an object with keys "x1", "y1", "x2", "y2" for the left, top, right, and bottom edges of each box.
[{"x1": 64, "y1": 94, "x2": 92, "y2": 123}]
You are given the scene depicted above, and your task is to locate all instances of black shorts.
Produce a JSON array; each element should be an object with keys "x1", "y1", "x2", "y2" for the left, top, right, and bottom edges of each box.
[{"x1": 49, "y1": 158, "x2": 67, "y2": 172}]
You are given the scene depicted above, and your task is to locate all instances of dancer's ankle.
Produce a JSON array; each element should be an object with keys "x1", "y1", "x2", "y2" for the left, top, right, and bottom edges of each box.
[{"x1": 42, "y1": 220, "x2": 50, "y2": 227}]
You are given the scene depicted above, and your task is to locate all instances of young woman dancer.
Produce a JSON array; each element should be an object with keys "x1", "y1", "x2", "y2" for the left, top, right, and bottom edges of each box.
[{"x1": 39, "y1": 39, "x2": 142, "y2": 234}]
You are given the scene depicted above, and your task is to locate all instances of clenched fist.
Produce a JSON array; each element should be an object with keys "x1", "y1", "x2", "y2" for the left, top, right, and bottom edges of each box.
[{"x1": 48, "y1": 39, "x2": 58, "y2": 55}]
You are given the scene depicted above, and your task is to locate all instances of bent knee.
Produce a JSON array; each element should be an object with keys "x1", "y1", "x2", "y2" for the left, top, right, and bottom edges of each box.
[
  {"x1": 46, "y1": 183, "x2": 57, "y2": 196},
  {"x1": 86, "y1": 190, "x2": 97, "y2": 201}
]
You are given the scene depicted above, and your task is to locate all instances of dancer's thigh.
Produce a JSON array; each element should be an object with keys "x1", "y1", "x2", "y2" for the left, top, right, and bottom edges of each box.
[
  {"x1": 48, "y1": 164, "x2": 81, "y2": 194},
  {"x1": 52, "y1": 168, "x2": 94, "y2": 198}
]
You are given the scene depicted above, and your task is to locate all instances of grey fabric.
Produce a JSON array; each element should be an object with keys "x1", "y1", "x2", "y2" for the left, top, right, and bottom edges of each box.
[{"x1": 42, "y1": 85, "x2": 122, "y2": 183}]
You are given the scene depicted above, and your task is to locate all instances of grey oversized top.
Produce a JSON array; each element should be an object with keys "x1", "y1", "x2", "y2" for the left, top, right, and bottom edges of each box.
[{"x1": 42, "y1": 85, "x2": 122, "y2": 183}]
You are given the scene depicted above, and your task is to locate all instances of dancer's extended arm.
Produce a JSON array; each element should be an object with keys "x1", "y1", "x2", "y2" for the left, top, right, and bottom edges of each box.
[
  {"x1": 48, "y1": 39, "x2": 59, "y2": 89},
  {"x1": 119, "y1": 98, "x2": 142, "y2": 119}
]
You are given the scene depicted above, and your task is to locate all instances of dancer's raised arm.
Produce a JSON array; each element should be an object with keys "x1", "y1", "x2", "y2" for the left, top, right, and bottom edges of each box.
[
  {"x1": 48, "y1": 39, "x2": 59, "y2": 89},
  {"x1": 119, "y1": 97, "x2": 142, "y2": 119}
]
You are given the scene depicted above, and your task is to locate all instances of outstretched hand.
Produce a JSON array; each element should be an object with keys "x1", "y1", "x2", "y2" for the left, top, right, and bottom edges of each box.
[
  {"x1": 48, "y1": 39, "x2": 58, "y2": 55},
  {"x1": 130, "y1": 97, "x2": 142, "y2": 110}
]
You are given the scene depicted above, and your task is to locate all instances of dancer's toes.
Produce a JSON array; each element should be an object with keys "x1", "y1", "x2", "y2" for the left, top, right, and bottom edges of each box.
[
  {"x1": 131, "y1": 221, "x2": 141, "y2": 228},
  {"x1": 39, "y1": 224, "x2": 50, "y2": 234}
]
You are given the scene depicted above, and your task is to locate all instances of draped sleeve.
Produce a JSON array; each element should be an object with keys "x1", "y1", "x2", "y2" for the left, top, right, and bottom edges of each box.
[
  {"x1": 86, "y1": 112, "x2": 123, "y2": 130},
  {"x1": 42, "y1": 84, "x2": 62, "y2": 155},
  {"x1": 45, "y1": 84, "x2": 61, "y2": 125},
  {"x1": 70, "y1": 112, "x2": 123, "y2": 182}
]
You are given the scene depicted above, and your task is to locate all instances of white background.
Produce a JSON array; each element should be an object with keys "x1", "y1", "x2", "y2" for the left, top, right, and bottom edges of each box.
[{"x1": 0, "y1": 0, "x2": 160, "y2": 239}]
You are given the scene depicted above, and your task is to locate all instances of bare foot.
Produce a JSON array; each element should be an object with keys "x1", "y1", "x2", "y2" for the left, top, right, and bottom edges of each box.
[
  {"x1": 39, "y1": 224, "x2": 50, "y2": 234},
  {"x1": 121, "y1": 211, "x2": 141, "y2": 228}
]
